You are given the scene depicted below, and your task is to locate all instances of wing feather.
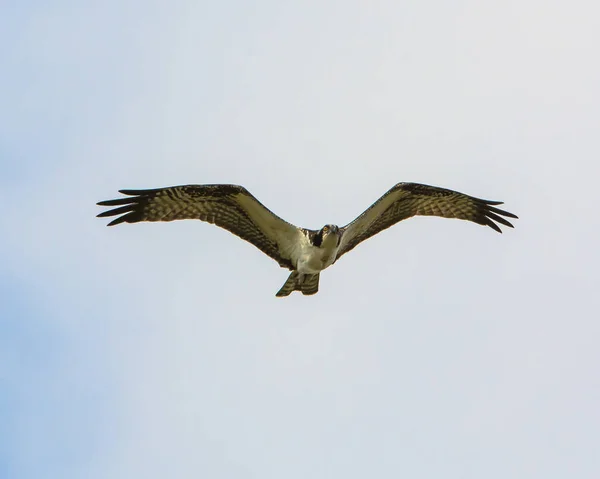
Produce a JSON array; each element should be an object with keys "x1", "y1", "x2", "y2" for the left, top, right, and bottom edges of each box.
[
  {"x1": 97, "y1": 184, "x2": 299, "y2": 269},
  {"x1": 337, "y1": 182, "x2": 518, "y2": 259}
]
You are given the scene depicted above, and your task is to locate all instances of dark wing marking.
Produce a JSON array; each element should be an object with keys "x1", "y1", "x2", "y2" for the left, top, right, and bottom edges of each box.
[
  {"x1": 97, "y1": 184, "x2": 299, "y2": 269},
  {"x1": 337, "y1": 182, "x2": 518, "y2": 259}
]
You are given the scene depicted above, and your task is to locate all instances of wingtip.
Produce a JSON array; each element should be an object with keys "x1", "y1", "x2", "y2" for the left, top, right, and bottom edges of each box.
[
  {"x1": 96, "y1": 214, "x2": 118, "y2": 226},
  {"x1": 119, "y1": 189, "x2": 147, "y2": 196},
  {"x1": 96, "y1": 210, "x2": 126, "y2": 225},
  {"x1": 489, "y1": 223, "x2": 502, "y2": 233},
  {"x1": 106, "y1": 218, "x2": 123, "y2": 227}
]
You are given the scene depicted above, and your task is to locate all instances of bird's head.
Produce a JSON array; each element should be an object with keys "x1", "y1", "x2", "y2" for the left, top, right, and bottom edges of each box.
[{"x1": 313, "y1": 224, "x2": 341, "y2": 247}]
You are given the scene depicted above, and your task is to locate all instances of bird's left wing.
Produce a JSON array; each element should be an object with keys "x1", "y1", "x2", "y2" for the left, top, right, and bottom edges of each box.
[
  {"x1": 337, "y1": 182, "x2": 518, "y2": 260},
  {"x1": 97, "y1": 184, "x2": 300, "y2": 269}
]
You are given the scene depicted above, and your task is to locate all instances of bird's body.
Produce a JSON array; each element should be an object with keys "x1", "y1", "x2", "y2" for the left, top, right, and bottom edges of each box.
[
  {"x1": 97, "y1": 182, "x2": 517, "y2": 296},
  {"x1": 296, "y1": 225, "x2": 340, "y2": 274}
]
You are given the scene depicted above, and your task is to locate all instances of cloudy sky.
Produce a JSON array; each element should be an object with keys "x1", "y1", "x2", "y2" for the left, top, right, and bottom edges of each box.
[{"x1": 2, "y1": 1, "x2": 599, "y2": 478}]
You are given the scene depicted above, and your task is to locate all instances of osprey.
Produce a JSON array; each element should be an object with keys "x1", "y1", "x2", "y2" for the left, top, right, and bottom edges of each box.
[{"x1": 97, "y1": 182, "x2": 517, "y2": 296}]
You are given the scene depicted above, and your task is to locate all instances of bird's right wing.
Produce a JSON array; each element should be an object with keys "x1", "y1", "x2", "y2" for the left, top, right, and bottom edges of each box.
[{"x1": 97, "y1": 184, "x2": 300, "y2": 269}]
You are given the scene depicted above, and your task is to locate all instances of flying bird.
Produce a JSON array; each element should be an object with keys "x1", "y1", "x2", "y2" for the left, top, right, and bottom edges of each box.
[{"x1": 97, "y1": 182, "x2": 517, "y2": 297}]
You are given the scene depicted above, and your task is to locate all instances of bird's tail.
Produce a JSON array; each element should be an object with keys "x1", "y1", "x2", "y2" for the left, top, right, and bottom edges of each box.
[{"x1": 276, "y1": 272, "x2": 320, "y2": 297}]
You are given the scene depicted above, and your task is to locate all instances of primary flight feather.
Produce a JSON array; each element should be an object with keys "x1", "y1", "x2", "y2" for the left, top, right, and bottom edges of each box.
[{"x1": 97, "y1": 182, "x2": 517, "y2": 296}]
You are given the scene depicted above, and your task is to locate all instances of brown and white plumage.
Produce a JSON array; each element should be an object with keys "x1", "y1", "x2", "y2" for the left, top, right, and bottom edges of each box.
[
  {"x1": 97, "y1": 185, "x2": 299, "y2": 269},
  {"x1": 337, "y1": 182, "x2": 517, "y2": 259},
  {"x1": 97, "y1": 182, "x2": 517, "y2": 297}
]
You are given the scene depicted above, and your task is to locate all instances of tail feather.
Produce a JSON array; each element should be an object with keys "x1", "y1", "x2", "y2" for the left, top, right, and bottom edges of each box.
[
  {"x1": 276, "y1": 272, "x2": 298, "y2": 297},
  {"x1": 276, "y1": 272, "x2": 320, "y2": 297},
  {"x1": 301, "y1": 274, "x2": 320, "y2": 295}
]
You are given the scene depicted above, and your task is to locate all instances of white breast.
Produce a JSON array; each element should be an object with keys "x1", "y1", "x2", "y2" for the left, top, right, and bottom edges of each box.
[{"x1": 294, "y1": 233, "x2": 339, "y2": 274}]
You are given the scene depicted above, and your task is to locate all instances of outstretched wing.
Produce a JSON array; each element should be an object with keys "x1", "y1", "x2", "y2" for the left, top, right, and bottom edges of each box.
[
  {"x1": 97, "y1": 184, "x2": 300, "y2": 269},
  {"x1": 337, "y1": 182, "x2": 518, "y2": 259}
]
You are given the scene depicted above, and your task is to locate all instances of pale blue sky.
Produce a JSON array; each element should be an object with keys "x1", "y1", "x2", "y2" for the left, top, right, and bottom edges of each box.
[{"x1": 1, "y1": 1, "x2": 599, "y2": 478}]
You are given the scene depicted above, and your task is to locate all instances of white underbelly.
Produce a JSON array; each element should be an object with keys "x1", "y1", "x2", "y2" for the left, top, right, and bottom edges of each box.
[
  {"x1": 283, "y1": 229, "x2": 340, "y2": 274},
  {"x1": 296, "y1": 247, "x2": 336, "y2": 274}
]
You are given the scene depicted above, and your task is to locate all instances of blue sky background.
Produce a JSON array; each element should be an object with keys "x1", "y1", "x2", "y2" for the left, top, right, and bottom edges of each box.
[{"x1": 1, "y1": 1, "x2": 599, "y2": 478}]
